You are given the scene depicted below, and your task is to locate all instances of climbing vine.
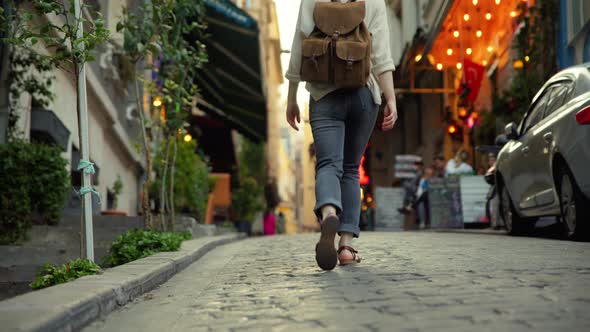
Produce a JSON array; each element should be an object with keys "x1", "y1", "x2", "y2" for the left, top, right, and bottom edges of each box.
[{"x1": 476, "y1": 0, "x2": 559, "y2": 144}]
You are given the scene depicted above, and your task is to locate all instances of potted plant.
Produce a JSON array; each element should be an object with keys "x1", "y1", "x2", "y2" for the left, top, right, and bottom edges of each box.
[
  {"x1": 102, "y1": 175, "x2": 127, "y2": 216},
  {"x1": 232, "y1": 177, "x2": 263, "y2": 235}
]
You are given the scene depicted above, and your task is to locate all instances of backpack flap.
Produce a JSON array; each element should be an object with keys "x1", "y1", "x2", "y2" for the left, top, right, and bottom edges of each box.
[
  {"x1": 313, "y1": 1, "x2": 366, "y2": 37},
  {"x1": 333, "y1": 40, "x2": 369, "y2": 87},
  {"x1": 301, "y1": 38, "x2": 331, "y2": 83}
]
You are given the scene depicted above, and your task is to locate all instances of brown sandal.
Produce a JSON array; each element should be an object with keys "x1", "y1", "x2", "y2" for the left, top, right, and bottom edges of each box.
[
  {"x1": 315, "y1": 215, "x2": 339, "y2": 270},
  {"x1": 338, "y1": 246, "x2": 362, "y2": 266}
]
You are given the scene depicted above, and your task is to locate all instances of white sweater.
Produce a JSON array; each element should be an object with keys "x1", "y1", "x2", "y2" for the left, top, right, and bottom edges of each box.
[{"x1": 285, "y1": 0, "x2": 396, "y2": 105}]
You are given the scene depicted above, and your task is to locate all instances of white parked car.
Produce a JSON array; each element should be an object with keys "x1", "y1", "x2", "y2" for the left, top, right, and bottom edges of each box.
[{"x1": 496, "y1": 63, "x2": 590, "y2": 239}]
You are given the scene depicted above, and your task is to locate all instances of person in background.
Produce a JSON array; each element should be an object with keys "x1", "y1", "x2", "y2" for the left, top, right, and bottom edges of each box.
[
  {"x1": 433, "y1": 154, "x2": 446, "y2": 178},
  {"x1": 398, "y1": 160, "x2": 424, "y2": 215},
  {"x1": 263, "y1": 209, "x2": 276, "y2": 236},
  {"x1": 415, "y1": 167, "x2": 434, "y2": 229},
  {"x1": 276, "y1": 212, "x2": 286, "y2": 234},
  {"x1": 445, "y1": 149, "x2": 474, "y2": 176}
]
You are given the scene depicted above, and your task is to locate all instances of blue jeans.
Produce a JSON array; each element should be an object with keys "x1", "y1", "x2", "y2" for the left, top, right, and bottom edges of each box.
[{"x1": 310, "y1": 87, "x2": 379, "y2": 238}]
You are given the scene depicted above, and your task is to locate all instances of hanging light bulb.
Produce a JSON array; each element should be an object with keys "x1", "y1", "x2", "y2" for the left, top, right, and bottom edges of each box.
[
  {"x1": 466, "y1": 48, "x2": 473, "y2": 55},
  {"x1": 457, "y1": 62, "x2": 463, "y2": 70},
  {"x1": 447, "y1": 48, "x2": 453, "y2": 56},
  {"x1": 486, "y1": 13, "x2": 492, "y2": 20},
  {"x1": 472, "y1": 0, "x2": 478, "y2": 5},
  {"x1": 483, "y1": 60, "x2": 488, "y2": 66},
  {"x1": 415, "y1": 54, "x2": 423, "y2": 62},
  {"x1": 436, "y1": 63, "x2": 443, "y2": 71},
  {"x1": 184, "y1": 134, "x2": 193, "y2": 143},
  {"x1": 525, "y1": 55, "x2": 530, "y2": 62},
  {"x1": 453, "y1": 30, "x2": 460, "y2": 38},
  {"x1": 510, "y1": 11, "x2": 518, "y2": 17},
  {"x1": 464, "y1": 14, "x2": 470, "y2": 21},
  {"x1": 495, "y1": 0, "x2": 501, "y2": 4},
  {"x1": 476, "y1": 30, "x2": 483, "y2": 38},
  {"x1": 487, "y1": 46, "x2": 494, "y2": 52}
]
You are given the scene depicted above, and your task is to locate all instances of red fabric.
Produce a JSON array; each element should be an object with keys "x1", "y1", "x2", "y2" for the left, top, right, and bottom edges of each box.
[
  {"x1": 458, "y1": 59, "x2": 486, "y2": 102},
  {"x1": 263, "y1": 212, "x2": 276, "y2": 235}
]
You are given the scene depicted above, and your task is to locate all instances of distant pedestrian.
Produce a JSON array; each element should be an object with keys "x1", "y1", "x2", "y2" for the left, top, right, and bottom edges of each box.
[
  {"x1": 276, "y1": 212, "x2": 286, "y2": 234},
  {"x1": 263, "y1": 210, "x2": 276, "y2": 236},
  {"x1": 445, "y1": 149, "x2": 474, "y2": 176},
  {"x1": 433, "y1": 154, "x2": 446, "y2": 178},
  {"x1": 286, "y1": 0, "x2": 397, "y2": 270}
]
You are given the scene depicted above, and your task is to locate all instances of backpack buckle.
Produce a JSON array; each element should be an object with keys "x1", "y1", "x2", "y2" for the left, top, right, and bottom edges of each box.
[{"x1": 346, "y1": 58, "x2": 353, "y2": 70}]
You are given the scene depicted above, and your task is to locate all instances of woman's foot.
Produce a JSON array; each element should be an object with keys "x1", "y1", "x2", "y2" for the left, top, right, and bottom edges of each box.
[
  {"x1": 315, "y1": 214, "x2": 339, "y2": 270},
  {"x1": 338, "y1": 246, "x2": 362, "y2": 265}
]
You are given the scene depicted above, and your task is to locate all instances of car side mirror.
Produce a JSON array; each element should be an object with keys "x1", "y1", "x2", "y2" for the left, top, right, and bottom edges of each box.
[{"x1": 505, "y1": 122, "x2": 518, "y2": 140}]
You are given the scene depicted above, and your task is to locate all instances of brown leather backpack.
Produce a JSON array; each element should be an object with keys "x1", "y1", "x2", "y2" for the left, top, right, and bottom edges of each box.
[{"x1": 300, "y1": 0, "x2": 371, "y2": 88}]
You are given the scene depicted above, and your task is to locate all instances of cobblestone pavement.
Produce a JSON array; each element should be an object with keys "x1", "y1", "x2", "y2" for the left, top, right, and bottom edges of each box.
[{"x1": 85, "y1": 232, "x2": 590, "y2": 332}]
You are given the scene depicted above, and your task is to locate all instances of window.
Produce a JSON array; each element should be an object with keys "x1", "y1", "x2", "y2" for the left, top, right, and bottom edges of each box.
[
  {"x1": 544, "y1": 81, "x2": 574, "y2": 117},
  {"x1": 522, "y1": 92, "x2": 550, "y2": 135}
]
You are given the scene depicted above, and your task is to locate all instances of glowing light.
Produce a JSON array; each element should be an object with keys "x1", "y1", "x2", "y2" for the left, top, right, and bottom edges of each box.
[
  {"x1": 359, "y1": 155, "x2": 370, "y2": 185},
  {"x1": 472, "y1": 0, "x2": 478, "y2": 5},
  {"x1": 476, "y1": 30, "x2": 483, "y2": 38},
  {"x1": 495, "y1": 0, "x2": 501, "y2": 4},
  {"x1": 415, "y1": 54, "x2": 422, "y2": 62},
  {"x1": 483, "y1": 60, "x2": 488, "y2": 66},
  {"x1": 184, "y1": 134, "x2": 193, "y2": 142},
  {"x1": 453, "y1": 30, "x2": 460, "y2": 38},
  {"x1": 467, "y1": 116, "x2": 475, "y2": 129},
  {"x1": 448, "y1": 125, "x2": 457, "y2": 134},
  {"x1": 486, "y1": 13, "x2": 492, "y2": 20},
  {"x1": 525, "y1": 55, "x2": 530, "y2": 62},
  {"x1": 427, "y1": 54, "x2": 435, "y2": 65},
  {"x1": 513, "y1": 59, "x2": 524, "y2": 69},
  {"x1": 510, "y1": 11, "x2": 517, "y2": 17},
  {"x1": 466, "y1": 48, "x2": 473, "y2": 55},
  {"x1": 447, "y1": 48, "x2": 453, "y2": 56},
  {"x1": 472, "y1": 112, "x2": 479, "y2": 120},
  {"x1": 459, "y1": 108, "x2": 468, "y2": 118},
  {"x1": 487, "y1": 46, "x2": 494, "y2": 52},
  {"x1": 436, "y1": 63, "x2": 443, "y2": 71},
  {"x1": 456, "y1": 62, "x2": 462, "y2": 70},
  {"x1": 152, "y1": 97, "x2": 162, "y2": 107},
  {"x1": 464, "y1": 14, "x2": 470, "y2": 21}
]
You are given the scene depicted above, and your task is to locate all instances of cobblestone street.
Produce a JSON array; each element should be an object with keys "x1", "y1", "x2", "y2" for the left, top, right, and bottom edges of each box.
[{"x1": 85, "y1": 232, "x2": 590, "y2": 332}]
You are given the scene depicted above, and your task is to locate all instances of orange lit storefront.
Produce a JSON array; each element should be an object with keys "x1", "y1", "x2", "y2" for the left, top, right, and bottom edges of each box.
[{"x1": 426, "y1": 0, "x2": 537, "y2": 166}]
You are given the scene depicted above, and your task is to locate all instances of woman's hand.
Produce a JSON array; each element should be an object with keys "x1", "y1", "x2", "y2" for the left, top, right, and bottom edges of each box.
[
  {"x1": 381, "y1": 99, "x2": 398, "y2": 131},
  {"x1": 286, "y1": 102, "x2": 301, "y2": 131}
]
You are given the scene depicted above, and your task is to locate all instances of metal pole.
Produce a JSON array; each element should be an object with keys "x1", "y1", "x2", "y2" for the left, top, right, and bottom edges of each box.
[{"x1": 75, "y1": 0, "x2": 94, "y2": 261}]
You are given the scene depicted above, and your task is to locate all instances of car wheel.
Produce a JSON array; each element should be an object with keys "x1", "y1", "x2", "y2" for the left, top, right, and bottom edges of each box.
[
  {"x1": 500, "y1": 184, "x2": 535, "y2": 235},
  {"x1": 557, "y1": 167, "x2": 590, "y2": 240}
]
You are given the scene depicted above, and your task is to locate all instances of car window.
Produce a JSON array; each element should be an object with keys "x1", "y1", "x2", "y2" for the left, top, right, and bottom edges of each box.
[
  {"x1": 522, "y1": 91, "x2": 550, "y2": 135},
  {"x1": 544, "y1": 81, "x2": 574, "y2": 117}
]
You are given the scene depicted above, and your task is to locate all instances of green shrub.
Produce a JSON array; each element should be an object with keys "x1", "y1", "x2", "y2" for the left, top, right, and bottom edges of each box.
[
  {"x1": 0, "y1": 140, "x2": 69, "y2": 244},
  {"x1": 30, "y1": 259, "x2": 101, "y2": 290},
  {"x1": 232, "y1": 176, "x2": 264, "y2": 222},
  {"x1": 106, "y1": 229, "x2": 192, "y2": 266},
  {"x1": 152, "y1": 140, "x2": 210, "y2": 222}
]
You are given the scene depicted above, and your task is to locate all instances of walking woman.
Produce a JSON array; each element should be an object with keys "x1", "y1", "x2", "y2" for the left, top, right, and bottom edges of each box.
[{"x1": 285, "y1": 0, "x2": 398, "y2": 270}]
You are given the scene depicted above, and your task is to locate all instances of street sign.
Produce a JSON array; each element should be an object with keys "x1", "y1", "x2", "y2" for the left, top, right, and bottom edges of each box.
[
  {"x1": 428, "y1": 177, "x2": 463, "y2": 229},
  {"x1": 374, "y1": 187, "x2": 405, "y2": 230}
]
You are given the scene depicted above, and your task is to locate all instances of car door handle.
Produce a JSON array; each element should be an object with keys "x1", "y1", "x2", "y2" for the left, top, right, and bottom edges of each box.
[
  {"x1": 543, "y1": 132, "x2": 554, "y2": 143},
  {"x1": 522, "y1": 146, "x2": 530, "y2": 154}
]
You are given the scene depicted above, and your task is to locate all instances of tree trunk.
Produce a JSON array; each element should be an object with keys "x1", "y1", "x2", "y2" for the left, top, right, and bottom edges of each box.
[
  {"x1": 74, "y1": 64, "x2": 85, "y2": 259},
  {"x1": 160, "y1": 137, "x2": 172, "y2": 231},
  {"x1": 133, "y1": 71, "x2": 152, "y2": 228},
  {"x1": 169, "y1": 136, "x2": 178, "y2": 231}
]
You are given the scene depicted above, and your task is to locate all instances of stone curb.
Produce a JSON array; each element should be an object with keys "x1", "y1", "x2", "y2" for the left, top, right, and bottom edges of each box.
[{"x1": 0, "y1": 233, "x2": 245, "y2": 332}]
